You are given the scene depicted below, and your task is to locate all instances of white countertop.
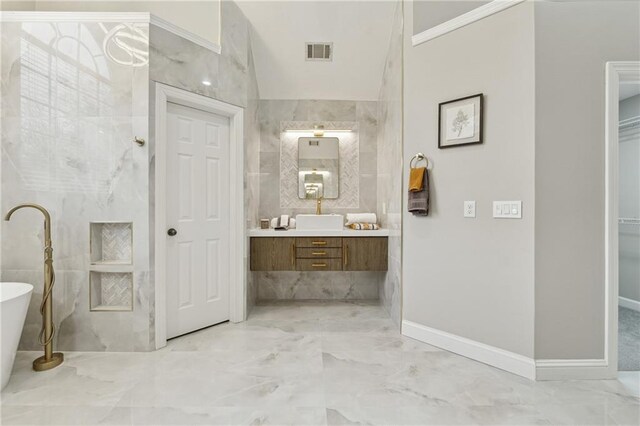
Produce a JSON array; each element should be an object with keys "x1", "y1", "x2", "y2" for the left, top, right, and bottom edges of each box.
[{"x1": 248, "y1": 228, "x2": 390, "y2": 237}]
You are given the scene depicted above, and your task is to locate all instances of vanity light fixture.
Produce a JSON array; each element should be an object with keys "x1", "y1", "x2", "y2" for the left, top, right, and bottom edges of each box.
[
  {"x1": 284, "y1": 128, "x2": 353, "y2": 135},
  {"x1": 202, "y1": 80, "x2": 212, "y2": 86}
]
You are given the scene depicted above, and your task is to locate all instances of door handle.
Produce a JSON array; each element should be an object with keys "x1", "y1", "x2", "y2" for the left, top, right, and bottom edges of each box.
[{"x1": 167, "y1": 228, "x2": 177, "y2": 236}]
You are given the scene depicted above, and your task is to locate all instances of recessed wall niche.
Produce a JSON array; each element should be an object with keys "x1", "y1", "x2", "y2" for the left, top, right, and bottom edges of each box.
[
  {"x1": 90, "y1": 222, "x2": 133, "y2": 265},
  {"x1": 89, "y1": 222, "x2": 134, "y2": 312},
  {"x1": 90, "y1": 272, "x2": 133, "y2": 311}
]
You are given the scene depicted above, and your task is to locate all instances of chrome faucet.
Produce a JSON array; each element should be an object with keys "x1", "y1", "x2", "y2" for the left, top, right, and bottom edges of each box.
[
  {"x1": 5, "y1": 204, "x2": 64, "y2": 371},
  {"x1": 316, "y1": 196, "x2": 323, "y2": 215}
]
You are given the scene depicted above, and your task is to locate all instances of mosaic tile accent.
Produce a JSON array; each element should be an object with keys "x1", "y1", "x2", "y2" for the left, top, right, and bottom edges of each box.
[
  {"x1": 90, "y1": 272, "x2": 133, "y2": 311},
  {"x1": 280, "y1": 121, "x2": 360, "y2": 209},
  {"x1": 91, "y1": 223, "x2": 132, "y2": 264},
  {"x1": 258, "y1": 100, "x2": 378, "y2": 221}
]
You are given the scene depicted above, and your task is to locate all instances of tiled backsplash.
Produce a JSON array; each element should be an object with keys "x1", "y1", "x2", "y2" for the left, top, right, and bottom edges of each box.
[
  {"x1": 258, "y1": 100, "x2": 378, "y2": 220},
  {"x1": 280, "y1": 121, "x2": 360, "y2": 209}
]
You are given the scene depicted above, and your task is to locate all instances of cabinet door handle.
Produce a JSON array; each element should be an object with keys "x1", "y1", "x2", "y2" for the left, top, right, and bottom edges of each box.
[
  {"x1": 291, "y1": 243, "x2": 296, "y2": 267},
  {"x1": 344, "y1": 244, "x2": 349, "y2": 267},
  {"x1": 312, "y1": 263, "x2": 327, "y2": 268},
  {"x1": 312, "y1": 251, "x2": 326, "y2": 256},
  {"x1": 311, "y1": 241, "x2": 327, "y2": 246}
]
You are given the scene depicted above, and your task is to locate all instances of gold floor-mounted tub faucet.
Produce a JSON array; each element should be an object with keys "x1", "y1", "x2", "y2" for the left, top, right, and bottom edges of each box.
[{"x1": 5, "y1": 204, "x2": 64, "y2": 371}]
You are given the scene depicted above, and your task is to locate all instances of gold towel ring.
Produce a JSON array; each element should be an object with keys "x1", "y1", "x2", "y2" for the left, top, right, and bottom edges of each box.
[{"x1": 410, "y1": 153, "x2": 429, "y2": 169}]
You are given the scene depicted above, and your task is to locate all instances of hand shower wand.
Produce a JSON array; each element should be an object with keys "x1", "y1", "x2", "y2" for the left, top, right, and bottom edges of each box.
[{"x1": 5, "y1": 204, "x2": 64, "y2": 371}]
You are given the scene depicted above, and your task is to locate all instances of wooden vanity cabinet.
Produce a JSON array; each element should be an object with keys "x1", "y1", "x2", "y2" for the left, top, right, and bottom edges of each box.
[
  {"x1": 343, "y1": 237, "x2": 388, "y2": 271},
  {"x1": 250, "y1": 237, "x2": 295, "y2": 271},
  {"x1": 250, "y1": 236, "x2": 388, "y2": 272},
  {"x1": 295, "y1": 237, "x2": 342, "y2": 271}
]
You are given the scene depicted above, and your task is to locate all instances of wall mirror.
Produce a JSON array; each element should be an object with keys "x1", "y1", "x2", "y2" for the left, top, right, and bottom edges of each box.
[{"x1": 298, "y1": 137, "x2": 339, "y2": 199}]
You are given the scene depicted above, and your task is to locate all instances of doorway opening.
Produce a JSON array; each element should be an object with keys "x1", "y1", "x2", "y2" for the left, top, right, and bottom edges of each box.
[
  {"x1": 154, "y1": 83, "x2": 246, "y2": 349},
  {"x1": 605, "y1": 62, "x2": 640, "y2": 397}
]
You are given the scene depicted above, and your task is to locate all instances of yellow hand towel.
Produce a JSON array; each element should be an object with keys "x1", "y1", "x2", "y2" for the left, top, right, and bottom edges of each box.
[{"x1": 409, "y1": 167, "x2": 426, "y2": 192}]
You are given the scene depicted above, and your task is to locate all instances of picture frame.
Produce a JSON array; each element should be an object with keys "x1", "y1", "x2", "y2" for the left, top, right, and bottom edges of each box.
[{"x1": 438, "y1": 93, "x2": 483, "y2": 149}]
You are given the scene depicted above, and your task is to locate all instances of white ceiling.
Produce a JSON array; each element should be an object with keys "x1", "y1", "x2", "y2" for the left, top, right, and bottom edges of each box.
[{"x1": 236, "y1": 1, "x2": 397, "y2": 100}]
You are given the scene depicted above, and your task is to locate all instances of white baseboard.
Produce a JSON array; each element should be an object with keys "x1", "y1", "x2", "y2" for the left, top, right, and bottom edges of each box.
[
  {"x1": 619, "y1": 296, "x2": 640, "y2": 312},
  {"x1": 535, "y1": 359, "x2": 613, "y2": 381},
  {"x1": 402, "y1": 320, "x2": 536, "y2": 380}
]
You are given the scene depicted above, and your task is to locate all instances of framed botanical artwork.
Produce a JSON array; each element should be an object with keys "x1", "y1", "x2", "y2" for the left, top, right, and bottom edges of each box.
[{"x1": 438, "y1": 93, "x2": 483, "y2": 149}]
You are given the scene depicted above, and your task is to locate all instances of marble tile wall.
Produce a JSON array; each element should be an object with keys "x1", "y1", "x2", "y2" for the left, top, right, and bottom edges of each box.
[
  {"x1": 1, "y1": 2, "x2": 261, "y2": 351},
  {"x1": 1, "y1": 21, "x2": 152, "y2": 351},
  {"x1": 377, "y1": 1, "x2": 403, "y2": 329},
  {"x1": 148, "y1": 2, "x2": 261, "y2": 320},
  {"x1": 256, "y1": 272, "x2": 380, "y2": 300},
  {"x1": 280, "y1": 121, "x2": 360, "y2": 210},
  {"x1": 148, "y1": 2, "x2": 249, "y2": 109},
  {"x1": 244, "y1": 41, "x2": 261, "y2": 314},
  {"x1": 258, "y1": 100, "x2": 378, "y2": 220},
  {"x1": 255, "y1": 100, "x2": 380, "y2": 301}
]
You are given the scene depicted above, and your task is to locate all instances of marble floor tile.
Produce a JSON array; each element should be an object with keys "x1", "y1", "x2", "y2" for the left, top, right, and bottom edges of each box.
[
  {"x1": 618, "y1": 371, "x2": 640, "y2": 398},
  {"x1": 2, "y1": 301, "x2": 639, "y2": 426}
]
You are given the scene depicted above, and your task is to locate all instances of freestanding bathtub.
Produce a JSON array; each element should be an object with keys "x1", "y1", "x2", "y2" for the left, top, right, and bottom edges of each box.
[{"x1": 0, "y1": 282, "x2": 33, "y2": 390}]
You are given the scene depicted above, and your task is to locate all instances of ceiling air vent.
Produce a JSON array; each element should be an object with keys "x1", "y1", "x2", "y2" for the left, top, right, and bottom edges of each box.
[{"x1": 305, "y1": 42, "x2": 332, "y2": 61}]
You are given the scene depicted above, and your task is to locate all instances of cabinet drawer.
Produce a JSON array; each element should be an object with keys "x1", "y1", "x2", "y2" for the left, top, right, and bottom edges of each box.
[
  {"x1": 296, "y1": 258, "x2": 343, "y2": 271},
  {"x1": 296, "y1": 247, "x2": 342, "y2": 259},
  {"x1": 296, "y1": 237, "x2": 342, "y2": 248}
]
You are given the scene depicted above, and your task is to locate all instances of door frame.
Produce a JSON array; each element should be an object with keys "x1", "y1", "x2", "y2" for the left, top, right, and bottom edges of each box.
[
  {"x1": 604, "y1": 61, "x2": 640, "y2": 377},
  {"x1": 154, "y1": 82, "x2": 245, "y2": 350}
]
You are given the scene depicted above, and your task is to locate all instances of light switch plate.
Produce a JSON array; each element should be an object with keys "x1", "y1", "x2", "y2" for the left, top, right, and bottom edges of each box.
[
  {"x1": 464, "y1": 201, "x2": 476, "y2": 218},
  {"x1": 493, "y1": 201, "x2": 522, "y2": 219}
]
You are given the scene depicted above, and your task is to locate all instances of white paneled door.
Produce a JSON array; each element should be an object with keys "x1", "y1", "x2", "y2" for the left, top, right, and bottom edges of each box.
[{"x1": 166, "y1": 102, "x2": 230, "y2": 339}]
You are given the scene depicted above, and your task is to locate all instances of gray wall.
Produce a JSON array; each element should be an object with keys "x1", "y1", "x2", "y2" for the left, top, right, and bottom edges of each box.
[
  {"x1": 0, "y1": 1, "x2": 36, "y2": 10},
  {"x1": 619, "y1": 94, "x2": 640, "y2": 304},
  {"x1": 412, "y1": 0, "x2": 490, "y2": 35},
  {"x1": 403, "y1": 2, "x2": 536, "y2": 357},
  {"x1": 534, "y1": 0, "x2": 640, "y2": 360}
]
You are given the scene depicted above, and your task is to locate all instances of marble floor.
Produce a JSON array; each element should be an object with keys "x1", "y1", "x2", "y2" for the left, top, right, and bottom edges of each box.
[
  {"x1": 1, "y1": 301, "x2": 639, "y2": 425},
  {"x1": 619, "y1": 306, "x2": 640, "y2": 371}
]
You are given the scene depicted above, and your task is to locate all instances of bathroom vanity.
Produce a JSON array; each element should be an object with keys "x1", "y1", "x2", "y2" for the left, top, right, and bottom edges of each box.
[{"x1": 249, "y1": 229, "x2": 389, "y2": 271}]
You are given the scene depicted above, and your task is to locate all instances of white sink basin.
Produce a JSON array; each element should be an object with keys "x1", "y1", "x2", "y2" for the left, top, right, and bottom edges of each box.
[{"x1": 296, "y1": 214, "x2": 344, "y2": 231}]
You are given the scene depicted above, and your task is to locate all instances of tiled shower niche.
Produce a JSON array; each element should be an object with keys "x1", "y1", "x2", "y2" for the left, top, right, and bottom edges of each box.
[
  {"x1": 90, "y1": 272, "x2": 133, "y2": 311},
  {"x1": 89, "y1": 222, "x2": 134, "y2": 311},
  {"x1": 90, "y1": 222, "x2": 133, "y2": 265}
]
